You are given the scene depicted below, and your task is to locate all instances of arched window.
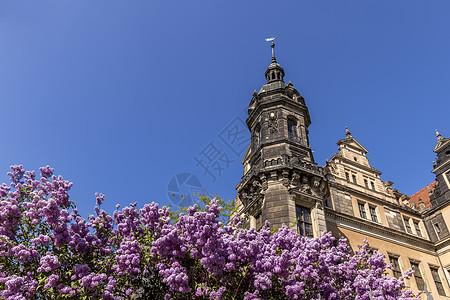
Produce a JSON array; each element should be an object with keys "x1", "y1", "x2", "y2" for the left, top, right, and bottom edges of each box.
[{"x1": 288, "y1": 118, "x2": 298, "y2": 142}]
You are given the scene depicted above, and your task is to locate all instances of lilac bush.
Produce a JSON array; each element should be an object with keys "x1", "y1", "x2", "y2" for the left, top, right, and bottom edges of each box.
[{"x1": 0, "y1": 165, "x2": 419, "y2": 299}]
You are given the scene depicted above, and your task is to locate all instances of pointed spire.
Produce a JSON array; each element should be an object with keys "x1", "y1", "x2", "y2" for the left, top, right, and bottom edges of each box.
[
  {"x1": 264, "y1": 37, "x2": 285, "y2": 84},
  {"x1": 436, "y1": 129, "x2": 443, "y2": 140},
  {"x1": 271, "y1": 42, "x2": 277, "y2": 63},
  {"x1": 345, "y1": 126, "x2": 352, "y2": 137}
]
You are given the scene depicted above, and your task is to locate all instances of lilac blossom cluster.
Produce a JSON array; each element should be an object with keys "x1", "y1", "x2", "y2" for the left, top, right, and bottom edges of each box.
[{"x1": 0, "y1": 165, "x2": 419, "y2": 299}]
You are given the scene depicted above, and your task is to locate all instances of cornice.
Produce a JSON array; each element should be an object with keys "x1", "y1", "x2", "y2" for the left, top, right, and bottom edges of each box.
[
  {"x1": 325, "y1": 209, "x2": 435, "y2": 254},
  {"x1": 334, "y1": 154, "x2": 382, "y2": 175},
  {"x1": 247, "y1": 95, "x2": 309, "y2": 125},
  {"x1": 432, "y1": 158, "x2": 450, "y2": 174},
  {"x1": 434, "y1": 139, "x2": 450, "y2": 153},
  {"x1": 290, "y1": 189, "x2": 324, "y2": 203},
  {"x1": 423, "y1": 197, "x2": 450, "y2": 215},
  {"x1": 435, "y1": 236, "x2": 450, "y2": 254},
  {"x1": 327, "y1": 181, "x2": 422, "y2": 217}
]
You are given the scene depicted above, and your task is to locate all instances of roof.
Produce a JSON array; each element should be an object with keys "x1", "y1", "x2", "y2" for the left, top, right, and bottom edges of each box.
[
  {"x1": 408, "y1": 181, "x2": 437, "y2": 208},
  {"x1": 336, "y1": 127, "x2": 368, "y2": 154}
]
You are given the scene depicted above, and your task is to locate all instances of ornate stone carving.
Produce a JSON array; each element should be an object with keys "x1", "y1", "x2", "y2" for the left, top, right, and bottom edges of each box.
[
  {"x1": 382, "y1": 181, "x2": 394, "y2": 196},
  {"x1": 326, "y1": 158, "x2": 337, "y2": 174},
  {"x1": 315, "y1": 199, "x2": 323, "y2": 210},
  {"x1": 240, "y1": 191, "x2": 249, "y2": 206},
  {"x1": 268, "y1": 112, "x2": 278, "y2": 134},
  {"x1": 427, "y1": 185, "x2": 434, "y2": 197},
  {"x1": 300, "y1": 175, "x2": 312, "y2": 194},
  {"x1": 252, "y1": 134, "x2": 259, "y2": 149},
  {"x1": 282, "y1": 170, "x2": 290, "y2": 187},
  {"x1": 260, "y1": 174, "x2": 268, "y2": 191},
  {"x1": 252, "y1": 180, "x2": 262, "y2": 190},
  {"x1": 270, "y1": 171, "x2": 278, "y2": 181},
  {"x1": 290, "y1": 172, "x2": 300, "y2": 188},
  {"x1": 311, "y1": 177, "x2": 323, "y2": 197}
]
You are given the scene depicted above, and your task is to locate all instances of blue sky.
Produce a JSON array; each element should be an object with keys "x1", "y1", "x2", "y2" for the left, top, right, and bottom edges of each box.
[{"x1": 0, "y1": 1, "x2": 449, "y2": 216}]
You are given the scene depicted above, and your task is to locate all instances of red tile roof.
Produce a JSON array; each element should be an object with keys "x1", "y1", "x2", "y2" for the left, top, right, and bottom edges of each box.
[{"x1": 409, "y1": 181, "x2": 437, "y2": 208}]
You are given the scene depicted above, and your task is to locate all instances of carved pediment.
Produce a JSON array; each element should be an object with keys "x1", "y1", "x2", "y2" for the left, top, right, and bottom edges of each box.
[{"x1": 337, "y1": 136, "x2": 368, "y2": 154}]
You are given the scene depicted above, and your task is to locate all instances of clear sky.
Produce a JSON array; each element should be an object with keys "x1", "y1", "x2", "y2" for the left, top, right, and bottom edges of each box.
[{"x1": 0, "y1": 1, "x2": 449, "y2": 216}]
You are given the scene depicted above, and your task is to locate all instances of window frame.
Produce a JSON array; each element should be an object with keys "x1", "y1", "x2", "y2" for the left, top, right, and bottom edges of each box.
[
  {"x1": 413, "y1": 221, "x2": 422, "y2": 237},
  {"x1": 296, "y1": 205, "x2": 312, "y2": 237},
  {"x1": 430, "y1": 267, "x2": 446, "y2": 296},
  {"x1": 287, "y1": 118, "x2": 298, "y2": 142},
  {"x1": 364, "y1": 178, "x2": 369, "y2": 188},
  {"x1": 345, "y1": 172, "x2": 350, "y2": 182},
  {"x1": 410, "y1": 262, "x2": 424, "y2": 291},
  {"x1": 404, "y1": 218, "x2": 413, "y2": 234},
  {"x1": 389, "y1": 255, "x2": 402, "y2": 279},
  {"x1": 369, "y1": 206, "x2": 378, "y2": 223},
  {"x1": 358, "y1": 202, "x2": 367, "y2": 219}
]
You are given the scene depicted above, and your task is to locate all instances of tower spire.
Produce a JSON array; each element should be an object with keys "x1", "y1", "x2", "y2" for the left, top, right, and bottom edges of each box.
[
  {"x1": 271, "y1": 41, "x2": 277, "y2": 63},
  {"x1": 264, "y1": 36, "x2": 285, "y2": 84}
]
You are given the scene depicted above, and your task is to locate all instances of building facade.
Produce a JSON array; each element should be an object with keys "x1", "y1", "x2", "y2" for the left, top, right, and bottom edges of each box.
[{"x1": 234, "y1": 43, "x2": 450, "y2": 299}]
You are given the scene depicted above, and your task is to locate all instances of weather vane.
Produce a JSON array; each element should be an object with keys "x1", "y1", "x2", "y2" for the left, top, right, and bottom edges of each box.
[
  {"x1": 265, "y1": 36, "x2": 278, "y2": 62},
  {"x1": 265, "y1": 36, "x2": 277, "y2": 44}
]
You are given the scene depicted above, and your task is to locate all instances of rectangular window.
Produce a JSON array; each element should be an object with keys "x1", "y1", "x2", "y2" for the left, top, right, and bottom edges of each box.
[
  {"x1": 288, "y1": 119, "x2": 298, "y2": 142},
  {"x1": 370, "y1": 181, "x2": 376, "y2": 190},
  {"x1": 389, "y1": 256, "x2": 402, "y2": 279},
  {"x1": 404, "y1": 218, "x2": 412, "y2": 234},
  {"x1": 413, "y1": 221, "x2": 422, "y2": 237},
  {"x1": 345, "y1": 172, "x2": 350, "y2": 181},
  {"x1": 410, "y1": 263, "x2": 424, "y2": 291},
  {"x1": 364, "y1": 179, "x2": 369, "y2": 188},
  {"x1": 358, "y1": 203, "x2": 367, "y2": 219},
  {"x1": 296, "y1": 206, "x2": 312, "y2": 237},
  {"x1": 369, "y1": 206, "x2": 378, "y2": 222},
  {"x1": 430, "y1": 267, "x2": 446, "y2": 296},
  {"x1": 352, "y1": 174, "x2": 357, "y2": 184}
]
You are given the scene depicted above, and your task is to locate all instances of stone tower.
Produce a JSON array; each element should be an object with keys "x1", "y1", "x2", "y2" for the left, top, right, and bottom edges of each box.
[
  {"x1": 235, "y1": 42, "x2": 327, "y2": 237},
  {"x1": 430, "y1": 130, "x2": 450, "y2": 207}
]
